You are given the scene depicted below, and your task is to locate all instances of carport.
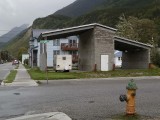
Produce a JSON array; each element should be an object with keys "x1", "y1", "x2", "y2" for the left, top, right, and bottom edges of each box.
[
  {"x1": 114, "y1": 36, "x2": 152, "y2": 69},
  {"x1": 38, "y1": 23, "x2": 152, "y2": 71}
]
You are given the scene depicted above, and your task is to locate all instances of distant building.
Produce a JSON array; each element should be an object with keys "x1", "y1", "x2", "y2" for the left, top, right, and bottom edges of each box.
[
  {"x1": 114, "y1": 51, "x2": 122, "y2": 67},
  {"x1": 22, "y1": 54, "x2": 29, "y2": 64}
]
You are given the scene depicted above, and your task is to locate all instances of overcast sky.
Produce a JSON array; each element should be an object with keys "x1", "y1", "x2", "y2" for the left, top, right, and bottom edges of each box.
[{"x1": 0, "y1": 0, "x2": 75, "y2": 35}]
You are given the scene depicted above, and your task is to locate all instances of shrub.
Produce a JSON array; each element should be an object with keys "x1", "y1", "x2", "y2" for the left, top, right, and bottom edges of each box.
[
  {"x1": 151, "y1": 49, "x2": 160, "y2": 67},
  {"x1": 24, "y1": 59, "x2": 29, "y2": 65}
]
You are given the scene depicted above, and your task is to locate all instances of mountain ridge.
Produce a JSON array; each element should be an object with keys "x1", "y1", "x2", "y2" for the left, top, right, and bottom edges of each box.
[
  {"x1": 0, "y1": 24, "x2": 29, "y2": 43},
  {"x1": 2, "y1": 0, "x2": 160, "y2": 58},
  {"x1": 54, "y1": 0, "x2": 107, "y2": 17}
]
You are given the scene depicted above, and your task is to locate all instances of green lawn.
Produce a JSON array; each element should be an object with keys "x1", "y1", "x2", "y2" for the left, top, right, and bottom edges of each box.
[
  {"x1": 110, "y1": 114, "x2": 153, "y2": 120},
  {"x1": 27, "y1": 68, "x2": 160, "y2": 80},
  {"x1": 4, "y1": 70, "x2": 17, "y2": 83}
]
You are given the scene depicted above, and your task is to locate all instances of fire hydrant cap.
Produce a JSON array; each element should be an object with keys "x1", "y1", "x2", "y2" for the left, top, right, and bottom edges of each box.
[{"x1": 126, "y1": 79, "x2": 138, "y2": 90}]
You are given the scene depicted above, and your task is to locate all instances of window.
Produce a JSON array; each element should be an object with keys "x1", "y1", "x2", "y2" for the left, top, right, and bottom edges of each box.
[
  {"x1": 53, "y1": 39, "x2": 60, "y2": 46},
  {"x1": 69, "y1": 51, "x2": 77, "y2": 55},
  {"x1": 69, "y1": 39, "x2": 72, "y2": 44},
  {"x1": 62, "y1": 57, "x2": 66, "y2": 60},
  {"x1": 53, "y1": 50, "x2": 60, "y2": 55},
  {"x1": 69, "y1": 39, "x2": 77, "y2": 44},
  {"x1": 118, "y1": 57, "x2": 121, "y2": 61},
  {"x1": 73, "y1": 40, "x2": 77, "y2": 44}
]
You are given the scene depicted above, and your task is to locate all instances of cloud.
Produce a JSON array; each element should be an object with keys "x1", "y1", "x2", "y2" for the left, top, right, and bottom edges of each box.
[{"x1": 0, "y1": 0, "x2": 75, "y2": 35}]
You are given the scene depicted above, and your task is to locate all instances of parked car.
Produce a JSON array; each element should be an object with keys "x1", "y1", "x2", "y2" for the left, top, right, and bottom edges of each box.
[{"x1": 12, "y1": 60, "x2": 19, "y2": 65}]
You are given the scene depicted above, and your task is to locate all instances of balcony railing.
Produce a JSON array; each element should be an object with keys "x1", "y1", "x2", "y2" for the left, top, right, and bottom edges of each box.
[{"x1": 61, "y1": 43, "x2": 78, "y2": 51}]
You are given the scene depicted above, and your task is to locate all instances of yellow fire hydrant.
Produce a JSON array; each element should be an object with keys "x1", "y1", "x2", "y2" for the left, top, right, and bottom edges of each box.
[{"x1": 119, "y1": 79, "x2": 138, "y2": 115}]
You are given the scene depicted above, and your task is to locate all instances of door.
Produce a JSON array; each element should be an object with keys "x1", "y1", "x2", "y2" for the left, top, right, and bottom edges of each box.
[{"x1": 101, "y1": 55, "x2": 109, "y2": 71}]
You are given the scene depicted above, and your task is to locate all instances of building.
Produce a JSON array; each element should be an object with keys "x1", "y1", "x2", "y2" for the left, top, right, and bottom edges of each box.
[
  {"x1": 29, "y1": 29, "x2": 51, "y2": 68},
  {"x1": 114, "y1": 51, "x2": 122, "y2": 67},
  {"x1": 29, "y1": 29, "x2": 78, "y2": 69},
  {"x1": 38, "y1": 23, "x2": 152, "y2": 71},
  {"x1": 22, "y1": 54, "x2": 29, "y2": 65}
]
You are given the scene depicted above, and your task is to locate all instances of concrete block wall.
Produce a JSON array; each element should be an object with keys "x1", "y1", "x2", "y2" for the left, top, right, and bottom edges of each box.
[
  {"x1": 79, "y1": 27, "x2": 115, "y2": 71},
  {"x1": 79, "y1": 29, "x2": 95, "y2": 71},
  {"x1": 94, "y1": 27, "x2": 115, "y2": 71},
  {"x1": 122, "y1": 49, "x2": 150, "y2": 69}
]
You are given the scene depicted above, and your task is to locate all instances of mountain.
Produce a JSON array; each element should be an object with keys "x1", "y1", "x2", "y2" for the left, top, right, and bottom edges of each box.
[
  {"x1": 33, "y1": 0, "x2": 160, "y2": 28},
  {"x1": 32, "y1": 15, "x2": 71, "y2": 29},
  {"x1": 3, "y1": 0, "x2": 160, "y2": 58},
  {"x1": 0, "y1": 24, "x2": 28, "y2": 43},
  {"x1": 2, "y1": 28, "x2": 31, "y2": 57},
  {"x1": 54, "y1": 0, "x2": 107, "y2": 17}
]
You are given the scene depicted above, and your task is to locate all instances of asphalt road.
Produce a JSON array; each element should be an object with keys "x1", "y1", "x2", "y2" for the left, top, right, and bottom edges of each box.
[
  {"x1": 0, "y1": 62, "x2": 15, "y2": 80},
  {"x1": 0, "y1": 78, "x2": 160, "y2": 120}
]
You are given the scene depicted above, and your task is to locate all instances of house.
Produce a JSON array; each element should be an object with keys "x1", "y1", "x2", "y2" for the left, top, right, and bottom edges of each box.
[
  {"x1": 114, "y1": 51, "x2": 122, "y2": 67},
  {"x1": 29, "y1": 29, "x2": 52, "y2": 68},
  {"x1": 29, "y1": 29, "x2": 79, "y2": 69}
]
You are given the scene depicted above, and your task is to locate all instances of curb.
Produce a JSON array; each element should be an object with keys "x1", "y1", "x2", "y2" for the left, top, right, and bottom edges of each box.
[
  {"x1": 39, "y1": 76, "x2": 160, "y2": 82},
  {"x1": 6, "y1": 112, "x2": 72, "y2": 120}
]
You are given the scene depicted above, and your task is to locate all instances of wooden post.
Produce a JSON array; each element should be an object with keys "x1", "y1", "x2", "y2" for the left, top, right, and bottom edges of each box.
[
  {"x1": 94, "y1": 64, "x2": 97, "y2": 72},
  {"x1": 113, "y1": 64, "x2": 115, "y2": 71}
]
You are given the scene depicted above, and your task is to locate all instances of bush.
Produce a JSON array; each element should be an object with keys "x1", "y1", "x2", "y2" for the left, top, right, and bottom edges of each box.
[
  {"x1": 24, "y1": 59, "x2": 29, "y2": 65},
  {"x1": 151, "y1": 49, "x2": 160, "y2": 67}
]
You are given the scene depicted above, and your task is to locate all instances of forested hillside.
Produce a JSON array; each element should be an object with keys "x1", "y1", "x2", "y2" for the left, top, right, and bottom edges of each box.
[
  {"x1": 2, "y1": 28, "x2": 31, "y2": 58},
  {"x1": 33, "y1": 0, "x2": 160, "y2": 29},
  {"x1": 3, "y1": 0, "x2": 160, "y2": 58},
  {"x1": 32, "y1": 15, "x2": 71, "y2": 29},
  {"x1": 54, "y1": 0, "x2": 107, "y2": 17}
]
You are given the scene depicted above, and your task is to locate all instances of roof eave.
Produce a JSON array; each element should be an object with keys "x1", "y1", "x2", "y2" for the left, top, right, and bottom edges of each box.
[{"x1": 114, "y1": 36, "x2": 153, "y2": 49}]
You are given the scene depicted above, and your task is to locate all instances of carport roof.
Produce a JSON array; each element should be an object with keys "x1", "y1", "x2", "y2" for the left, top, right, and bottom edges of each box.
[
  {"x1": 38, "y1": 23, "x2": 117, "y2": 40},
  {"x1": 38, "y1": 23, "x2": 153, "y2": 50},
  {"x1": 114, "y1": 36, "x2": 153, "y2": 51}
]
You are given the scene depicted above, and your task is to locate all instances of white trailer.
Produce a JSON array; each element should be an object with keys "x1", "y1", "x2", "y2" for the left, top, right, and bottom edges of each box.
[{"x1": 54, "y1": 55, "x2": 72, "y2": 72}]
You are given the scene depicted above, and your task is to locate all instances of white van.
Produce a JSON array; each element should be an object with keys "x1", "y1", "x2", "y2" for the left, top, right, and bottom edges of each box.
[{"x1": 54, "y1": 55, "x2": 72, "y2": 72}]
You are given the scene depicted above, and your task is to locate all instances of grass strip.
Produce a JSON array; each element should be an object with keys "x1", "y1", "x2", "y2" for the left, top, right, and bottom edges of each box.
[
  {"x1": 110, "y1": 114, "x2": 155, "y2": 120},
  {"x1": 28, "y1": 68, "x2": 160, "y2": 80},
  {"x1": 4, "y1": 70, "x2": 17, "y2": 83}
]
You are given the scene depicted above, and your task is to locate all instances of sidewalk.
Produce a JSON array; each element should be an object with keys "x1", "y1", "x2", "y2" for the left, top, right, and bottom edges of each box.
[{"x1": 4, "y1": 64, "x2": 38, "y2": 87}]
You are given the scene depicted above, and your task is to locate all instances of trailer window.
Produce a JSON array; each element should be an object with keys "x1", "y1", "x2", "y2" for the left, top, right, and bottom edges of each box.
[{"x1": 62, "y1": 57, "x2": 66, "y2": 60}]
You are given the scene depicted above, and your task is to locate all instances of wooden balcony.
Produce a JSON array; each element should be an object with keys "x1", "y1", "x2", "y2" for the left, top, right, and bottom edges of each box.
[{"x1": 61, "y1": 43, "x2": 78, "y2": 51}]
